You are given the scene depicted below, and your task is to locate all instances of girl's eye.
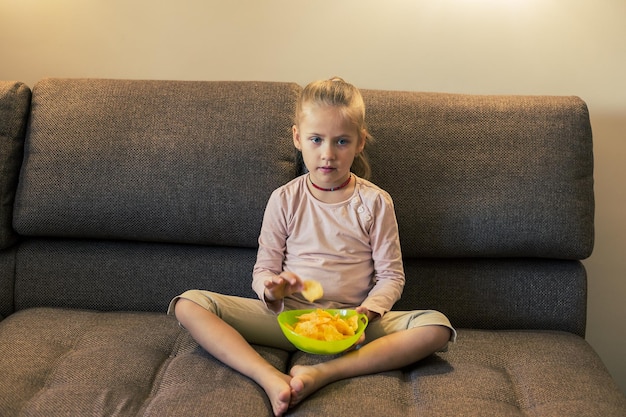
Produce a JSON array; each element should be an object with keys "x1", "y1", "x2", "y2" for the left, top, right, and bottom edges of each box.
[
  {"x1": 310, "y1": 136, "x2": 321, "y2": 144},
  {"x1": 337, "y1": 138, "x2": 349, "y2": 146}
]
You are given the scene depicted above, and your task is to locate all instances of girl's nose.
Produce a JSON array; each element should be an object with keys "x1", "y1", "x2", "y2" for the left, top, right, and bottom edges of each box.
[{"x1": 321, "y1": 143, "x2": 334, "y2": 160}]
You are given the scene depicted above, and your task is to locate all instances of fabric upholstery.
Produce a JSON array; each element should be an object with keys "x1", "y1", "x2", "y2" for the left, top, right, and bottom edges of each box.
[
  {"x1": 14, "y1": 238, "x2": 258, "y2": 312},
  {"x1": 0, "y1": 248, "x2": 16, "y2": 319},
  {"x1": 14, "y1": 79, "x2": 300, "y2": 247},
  {"x1": 0, "y1": 81, "x2": 30, "y2": 319},
  {"x1": 361, "y1": 90, "x2": 594, "y2": 260},
  {"x1": 1, "y1": 308, "x2": 624, "y2": 417},
  {"x1": 0, "y1": 81, "x2": 30, "y2": 249},
  {"x1": 397, "y1": 258, "x2": 587, "y2": 336}
]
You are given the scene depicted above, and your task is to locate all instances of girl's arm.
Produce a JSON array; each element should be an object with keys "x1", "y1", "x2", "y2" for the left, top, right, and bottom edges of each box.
[
  {"x1": 360, "y1": 192, "x2": 406, "y2": 317},
  {"x1": 252, "y1": 189, "x2": 297, "y2": 312}
]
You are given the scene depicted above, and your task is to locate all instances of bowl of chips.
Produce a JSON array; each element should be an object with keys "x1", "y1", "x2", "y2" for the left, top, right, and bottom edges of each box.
[{"x1": 277, "y1": 308, "x2": 368, "y2": 355}]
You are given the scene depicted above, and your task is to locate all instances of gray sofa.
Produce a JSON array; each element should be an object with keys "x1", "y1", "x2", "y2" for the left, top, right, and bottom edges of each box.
[{"x1": 1, "y1": 78, "x2": 625, "y2": 417}]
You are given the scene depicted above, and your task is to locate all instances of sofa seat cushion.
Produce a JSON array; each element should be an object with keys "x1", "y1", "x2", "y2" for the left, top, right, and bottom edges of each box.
[
  {"x1": 0, "y1": 307, "x2": 290, "y2": 417},
  {"x1": 1, "y1": 308, "x2": 624, "y2": 417}
]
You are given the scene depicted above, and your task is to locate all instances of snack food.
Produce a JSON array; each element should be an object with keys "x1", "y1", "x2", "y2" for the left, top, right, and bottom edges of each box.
[
  {"x1": 277, "y1": 309, "x2": 368, "y2": 354},
  {"x1": 301, "y1": 280, "x2": 324, "y2": 303},
  {"x1": 286, "y1": 308, "x2": 358, "y2": 341}
]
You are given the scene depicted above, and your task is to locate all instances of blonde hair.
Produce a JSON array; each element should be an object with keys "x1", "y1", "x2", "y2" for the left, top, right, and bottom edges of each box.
[{"x1": 295, "y1": 77, "x2": 373, "y2": 180}]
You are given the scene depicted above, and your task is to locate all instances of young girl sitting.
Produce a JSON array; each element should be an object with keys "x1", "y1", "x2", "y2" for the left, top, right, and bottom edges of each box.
[{"x1": 168, "y1": 77, "x2": 455, "y2": 417}]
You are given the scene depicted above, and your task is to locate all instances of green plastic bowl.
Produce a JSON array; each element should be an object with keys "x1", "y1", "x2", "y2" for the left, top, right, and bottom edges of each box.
[{"x1": 277, "y1": 309, "x2": 368, "y2": 355}]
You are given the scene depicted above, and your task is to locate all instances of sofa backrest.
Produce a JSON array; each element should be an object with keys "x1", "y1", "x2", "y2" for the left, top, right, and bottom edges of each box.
[
  {"x1": 362, "y1": 89, "x2": 594, "y2": 259},
  {"x1": 13, "y1": 79, "x2": 300, "y2": 247},
  {"x1": 359, "y1": 89, "x2": 593, "y2": 335},
  {"x1": 1, "y1": 78, "x2": 594, "y2": 336}
]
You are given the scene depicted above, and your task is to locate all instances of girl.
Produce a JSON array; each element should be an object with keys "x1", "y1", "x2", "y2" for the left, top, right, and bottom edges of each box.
[{"x1": 169, "y1": 77, "x2": 455, "y2": 417}]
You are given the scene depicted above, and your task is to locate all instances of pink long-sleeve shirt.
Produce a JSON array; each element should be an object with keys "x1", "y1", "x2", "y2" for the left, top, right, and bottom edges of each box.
[{"x1": 252, "y1": 174, "x2": 405, "y2": 317}]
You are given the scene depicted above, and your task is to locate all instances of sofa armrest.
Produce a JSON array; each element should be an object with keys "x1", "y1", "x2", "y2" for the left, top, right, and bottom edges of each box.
[
  {"x1": 0, "y1": 81, "x2": 30, "y2": 250},
  {"x1": 0, "y1": 81, "x2": 30, "y2": 319}
]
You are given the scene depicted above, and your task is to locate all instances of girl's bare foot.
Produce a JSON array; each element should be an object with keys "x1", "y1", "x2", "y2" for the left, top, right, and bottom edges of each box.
[
  {"x1": 259, "y1": 371, "x2": 292, "y2": 416},
  {"x1": 288, "y1": 364, "x2": 327, "y2": 407}
]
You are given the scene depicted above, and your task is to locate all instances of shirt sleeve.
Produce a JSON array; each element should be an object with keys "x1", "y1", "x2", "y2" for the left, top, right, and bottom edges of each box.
[
  {"x1": 252, "y1": 189, "x2": 288, "y2": 308},
  {"x1": 360, "y1": 192, "x2": 405, "y2": 317}
]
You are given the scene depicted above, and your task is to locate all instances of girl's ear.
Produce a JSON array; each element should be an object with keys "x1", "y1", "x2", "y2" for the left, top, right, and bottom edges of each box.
[{"x1": 293, "y1": 125, "x2": 302, "y2": 150}]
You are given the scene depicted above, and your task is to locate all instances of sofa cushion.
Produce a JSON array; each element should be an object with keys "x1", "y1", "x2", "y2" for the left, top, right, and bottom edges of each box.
[
  {"x1": 0, "y1": 81, "x2": 30, "y2": 249},
  {"x1": 0, "y1": 308, "x2": 285, "y2": 416},
  {"x1": 0, "y1": 248, "x2": 17, "y2": 319},
  {"x1": 397, "y1": 258, "x2": 587, "y2": 336},
  {"x1": 362, "y1": 90, "x2": 594, "y2": 260},
  {"x1": 14, "y1": 238, "x2": 258, "y2": 313},
  {"x1": 13, "y1": 79, "x2": 300, "y2": 247},
  {"x1": 1, "y1": 308, "x2": 624, "y2": 417}
]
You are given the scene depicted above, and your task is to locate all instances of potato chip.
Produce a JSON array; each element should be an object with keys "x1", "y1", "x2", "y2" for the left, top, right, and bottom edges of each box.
[
  {"x1": 346, "y1": 315, "x2": 359, "y2": 332},
  {"x1": 290, "y1": 309, "x2": 357, "y2": 341},
  {"x1": 301, "y1": 280, "x2": 324, "y2": 303}
]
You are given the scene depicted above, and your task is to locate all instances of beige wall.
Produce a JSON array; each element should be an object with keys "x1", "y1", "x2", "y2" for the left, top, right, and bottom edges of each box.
[{"x1": 2, "y1": 0, "x2": 625, "y2": 394}]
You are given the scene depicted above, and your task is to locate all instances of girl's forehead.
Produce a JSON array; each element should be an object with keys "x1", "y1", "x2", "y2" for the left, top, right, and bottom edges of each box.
[
  {"x1": 301, "y1": 108, "x2": 352, "y2": 128},
  {"x1": 300, "y1": 103, "x2": 351, "y2": 124}
]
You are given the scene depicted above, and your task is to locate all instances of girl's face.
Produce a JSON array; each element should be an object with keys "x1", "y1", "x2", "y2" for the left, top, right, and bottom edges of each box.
[{"x1": 293, "y1": 104, "x2": 365, "y2": 190}]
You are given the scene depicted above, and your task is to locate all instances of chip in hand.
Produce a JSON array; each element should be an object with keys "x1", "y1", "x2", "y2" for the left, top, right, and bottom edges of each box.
[{"x1": 302, "y1": 280, "x2": 323, "y2": 303}]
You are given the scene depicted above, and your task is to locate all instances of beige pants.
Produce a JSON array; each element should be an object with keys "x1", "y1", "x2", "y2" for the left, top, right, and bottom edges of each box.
[{"x1": 168, "y1": 290, "x2": 456, "y2": 352}]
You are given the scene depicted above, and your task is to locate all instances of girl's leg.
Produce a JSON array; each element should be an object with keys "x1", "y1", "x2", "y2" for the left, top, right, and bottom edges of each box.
[
  {"x1": 174, "y1": 298, "x2": 292, "y2": 417},
  {"x1": 289, "y1": 313, "x2": 453, "y2": 407}
]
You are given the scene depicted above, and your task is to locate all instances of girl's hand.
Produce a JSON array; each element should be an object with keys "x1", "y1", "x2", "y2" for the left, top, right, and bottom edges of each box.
[
  {"x1": 263, "y1": 270, "x2": 303, "y2": 304},
  {"x1": 345, "y1": 306, "x2": 381, "y2": 350},
  {"x1": 356, "y1": 305, "x2": 381, "y2": 323}
]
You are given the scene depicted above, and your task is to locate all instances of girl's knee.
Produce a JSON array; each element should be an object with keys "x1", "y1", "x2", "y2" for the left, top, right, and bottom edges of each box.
[
  {"x1": 173, "y1": 297, "x2": 211, "y2": 324},
  {"x1": 420, "y1": 325, "x2": 452, "y2": 352},
  {"x1": 173, "y1": 298, "x2": 194, "y2": 321},
  {"x1": 433, "y1": 325, "x2": 452, "y2": 346},
  {"x1": 172, "y1": 290, "x2": 218, "y2": 316}
]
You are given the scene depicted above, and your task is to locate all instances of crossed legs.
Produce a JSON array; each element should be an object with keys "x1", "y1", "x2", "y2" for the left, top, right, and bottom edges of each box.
[{"x1": 174, "y1": 298, "x2": 452, "y2": 416}]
